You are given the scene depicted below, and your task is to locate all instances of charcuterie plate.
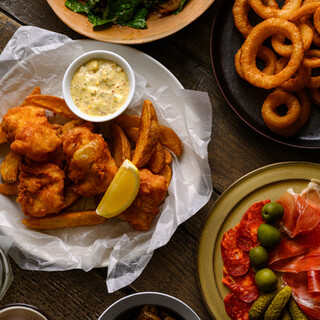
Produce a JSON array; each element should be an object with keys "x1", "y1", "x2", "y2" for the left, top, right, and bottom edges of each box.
[{"x1": 197, "y1": 161, "x2": 320, "y2": 319}]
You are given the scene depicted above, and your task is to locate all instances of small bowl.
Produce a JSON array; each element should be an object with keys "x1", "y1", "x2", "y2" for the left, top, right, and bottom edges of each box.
[
  {"x1": 98, "y1": 292, "x2": 201, "y2": 320},
  {"x1": 62, "y1": 50, "x2": 135, "y2": 123},
  {"x1": 0, "y1": 303, "x2": 50, "y2": 320}
]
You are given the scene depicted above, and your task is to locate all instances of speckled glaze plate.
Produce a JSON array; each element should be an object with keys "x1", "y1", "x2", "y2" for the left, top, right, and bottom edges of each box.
[
  {"x1": 210, "y1": 1, "x2": 320, "y2": 149},
  {"x1": 46, "y1": 0, "x2": 214, "y2": 44},
  {"x1": 197, "y1": 162, "x2": 320, "y2": 320}
]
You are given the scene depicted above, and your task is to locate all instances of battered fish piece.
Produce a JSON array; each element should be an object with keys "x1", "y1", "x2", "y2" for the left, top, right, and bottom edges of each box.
[
  {"x1": 11, "y1": 122, "x2": 62, "y2": 162},
  {"x1": 1, "y1": 105, "x2": 47, "y2": 140},
  {"x1": 17, "y1": 162, "x2": 65, "y2": 218},
  {"x1": 119, "y1": 169, "x2": 168, "y2": 231},
  {"x1": 62, "y1": 127, "x2": 118, "y2": 197}
]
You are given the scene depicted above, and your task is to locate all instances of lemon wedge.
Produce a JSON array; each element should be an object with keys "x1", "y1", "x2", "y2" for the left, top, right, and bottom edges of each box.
[{"x1": 96, "y1": 159, "x2": 140, "y2": 218}]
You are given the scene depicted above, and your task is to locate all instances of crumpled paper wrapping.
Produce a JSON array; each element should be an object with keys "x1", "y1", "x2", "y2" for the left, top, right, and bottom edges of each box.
[{"x1": 0, "y1": 26, "x2": 213, "y2": 292}]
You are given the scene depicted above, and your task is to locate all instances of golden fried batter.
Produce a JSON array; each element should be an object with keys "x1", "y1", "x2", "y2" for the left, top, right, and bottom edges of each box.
[
  {"x1": 62, "y1": 127, "x2": 118, "y2": 197},
  {"x1": 11, "y1": 122, "x2": 62, "y2": 162},
  {"x1": 119, "y1": 169, "x2": 168, "y2": 231},
  {"x1": 17, "y1": 162, "x2": 65, "y2": 217},
  {"x1": 1, "y1": 105, "x2": 47, "y2": 140}
]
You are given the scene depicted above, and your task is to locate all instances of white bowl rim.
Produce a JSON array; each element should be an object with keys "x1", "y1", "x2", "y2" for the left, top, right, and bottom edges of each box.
[
  {"x1": 98, "y1": 291, "x2": 201, "y2": 320},
  {"x1": 62, "y1": 50, "x2": 135, "y2": 123}
]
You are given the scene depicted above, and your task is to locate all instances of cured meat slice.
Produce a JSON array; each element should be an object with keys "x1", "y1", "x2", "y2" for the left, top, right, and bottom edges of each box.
[
  {"x1": 224, "y1": 292, "x2": 251, "y2": 320},
  {"x1": 282, "y1": 272, "x2": 320, "y2": 320},
  {"x1": 269, "y1": 225, "x2": 320, "y2": 266},
  {"x1": 277, "y1": 190, "x2": 299, "y2": 237},
  {"x1": 221, "y1": 226, "x2": 250, "y2": 277},
  {"x1": 236, "y1": 200, "x2": 269, "y2": 251},
  {"x1": 308, "y1": 270, "x2": 320, "y2": 294},
  {"x1": 222, "y1": 267, "x2": 260, "y2": 303}
]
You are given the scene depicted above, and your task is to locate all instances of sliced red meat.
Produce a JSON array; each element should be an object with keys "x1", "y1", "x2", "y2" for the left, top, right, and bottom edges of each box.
[
  {"x1": 236, "y1": 200, "x2": 269, "y2": 251},
  {"x1": 221, "y1": 226, "x2": 250, "y2": 277},
  {"x1": 222, "y1": 267, "x2": 260, "y2": 303},
  {"x1": 269, "y1": 225, "x2": 320, "y2": 266},
  {"x1": 277, "y1": 190, "x2": 299, "y2": 237},
  {"x1": 308, "y1": 270, "x2": 320, "y2": 294},
  {"x1": 292, "y1": 195, "x2": 320, "y2": 237},
  {"x1": 224, "y1": 292, "x2": 251, "y2": 320},
  {"x1": 282, "y1": 272, "x2": 320, "y2": 320}
]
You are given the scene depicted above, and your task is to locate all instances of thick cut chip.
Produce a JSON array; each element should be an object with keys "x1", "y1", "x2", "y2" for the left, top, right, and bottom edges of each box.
[
  {"x1": 110, "y1": 123, "x2": 131, "y2": 168},
  {"x1": 148, "y1": 143, "x2": 165, "y2": 174},
  {"x1": 22, "y1": 210, "x2": 106, "y2": 229},
  {"x1": 132, "y1": 100, "x2": 160, "y2": 168},
  {"x1": 25, "y1": 94, "x2": 79, "y2": 119},
  {"x1": 1, "y1": 150, "x2": 22, "y2": 184}
]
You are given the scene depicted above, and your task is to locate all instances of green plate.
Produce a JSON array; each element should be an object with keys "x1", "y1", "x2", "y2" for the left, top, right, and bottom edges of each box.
[{"x1": 197, "y1": 161, "x2": 320, "y2": 320}]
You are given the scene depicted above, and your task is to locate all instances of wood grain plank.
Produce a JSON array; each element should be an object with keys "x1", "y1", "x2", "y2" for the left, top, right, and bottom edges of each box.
[
  {"x1": 0, "y1": 12, "x2": 20, "y2": 53},
  {"x1": 1, "y1": 259, "x2": 125, "y2": 319},
  {"x1": 0, "y1": 0, "x2": 83, "y2": 39}
]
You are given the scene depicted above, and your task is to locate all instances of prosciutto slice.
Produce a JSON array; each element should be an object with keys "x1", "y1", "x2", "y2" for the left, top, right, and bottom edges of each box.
[{"x1": 269, "y1": 180, "x2": 320, "y2": 320}]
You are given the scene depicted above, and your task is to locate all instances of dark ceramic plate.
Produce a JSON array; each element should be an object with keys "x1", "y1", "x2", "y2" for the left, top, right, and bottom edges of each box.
[{"x1": 210, "y1": 1, "x2": 320, "y2": 149}]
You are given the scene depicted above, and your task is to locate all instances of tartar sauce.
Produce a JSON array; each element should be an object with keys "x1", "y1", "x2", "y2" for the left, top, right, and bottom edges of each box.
[{"x1": 70, "y1": 59, "x2": 130, "y2": 117}]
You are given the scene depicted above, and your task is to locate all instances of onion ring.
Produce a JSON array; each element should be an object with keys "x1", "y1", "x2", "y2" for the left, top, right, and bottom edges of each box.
[
  {"x1": 233, "y1": 0, "x2": 253, "y2": 38},
  {"x1": 309, "y1": 87, "x2": 320, "y2": 107},
  {"x1": 290, "y1": 2, "x2": 320, "y2": 22},
  {"x1": 235, "y1": 46, "x2": 277, "y2": 79},
  {"x1": 301, "y1": 15, "x2": 320, "y2": 46},
  {"x1": 248, "y1": 0, "x2": 302, "y2": 20},
  {"x1": 271, "y1": 22, "x2": 313, "y2": 57},
  {"x1": 240, "y1": 18, "x2": 304, "y2": 89},
  {"x1": 314, "y1": 7, "x2": 320, "y2": 34},
  {"x1": 303, "y1": 49, "x2": 320, "y2": 68},
  {"x1": 275, "y1": 57, "x2": 311, "y2": 92},
  {"x1": 306, "y1": 72, "x2": 320, "y2": 88},
  {"x1": 261, "y1": 89, "x2": 302, "y2": 136}
]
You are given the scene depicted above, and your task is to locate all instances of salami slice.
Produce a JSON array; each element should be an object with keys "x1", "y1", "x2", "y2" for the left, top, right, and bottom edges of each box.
[
  {"x1": 224, "y1": 292, "x2": 251, "y2": 320},
  {"x1": 221, "y1": 226, "x2": 250, "y2": 276},
  {"x1": 236, "y1": 200, "x2": 269, "y2": 251},
  {"x1": 222, "y1": 267, "x2": 260, "y2": 303}
]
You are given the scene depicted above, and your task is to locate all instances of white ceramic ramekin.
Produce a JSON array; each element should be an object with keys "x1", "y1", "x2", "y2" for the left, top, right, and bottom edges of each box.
[{"x1": 62, "y1": 50, "x2": 135, "y2": 123}]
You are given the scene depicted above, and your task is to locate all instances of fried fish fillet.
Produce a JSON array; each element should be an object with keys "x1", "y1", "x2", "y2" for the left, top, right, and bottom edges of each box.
[
  {"x1": 62, "y1": 127, "x2": 118, "y2": 197},
  {"x1": 17, "y1": 162, "x2": 66, "y2": 217},
  {"x1": 119, "y1": 168, "x2": 168, "y2": 231}
]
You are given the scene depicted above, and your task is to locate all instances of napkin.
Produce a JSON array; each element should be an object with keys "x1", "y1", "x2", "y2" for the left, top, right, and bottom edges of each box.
[{"x1": 0, "y1": 26, "x2": 213, "y2": 292}]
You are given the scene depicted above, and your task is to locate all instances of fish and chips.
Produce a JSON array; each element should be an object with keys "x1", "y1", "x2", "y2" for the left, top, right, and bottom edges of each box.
[{"x1": 0, "y1": 87, "x2": 183, "y2": 232}]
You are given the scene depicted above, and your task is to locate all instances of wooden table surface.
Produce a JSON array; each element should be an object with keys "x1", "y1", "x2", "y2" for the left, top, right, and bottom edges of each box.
[{"x1": 0, "y1": 1, "x2": 319, "y2": 319}]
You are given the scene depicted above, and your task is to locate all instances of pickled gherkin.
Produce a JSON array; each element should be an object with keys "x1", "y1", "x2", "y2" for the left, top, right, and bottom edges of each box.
[
  {"x1": 249, "y1": 290, "x2": 278, "y2": 320},
  {"x1": 264, "y1": 286, "x2": 292, "y2": 320},
  {"x1": 288, "y1": 297, "x2": 308, "y2": 320},
  {"x1": 281, "y1": 308, "x2": 292, "y2": 320}
]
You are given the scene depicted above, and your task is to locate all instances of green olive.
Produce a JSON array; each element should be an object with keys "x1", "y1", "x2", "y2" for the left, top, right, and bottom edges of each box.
[
  {"x1": 257, "y1": 223, "x2": 281, "y2": 249},
  {"x1": 249, "y1": 246, "x2": 269, "y2": 269},
  {"x1": 261, "y1": 202, "x2": 284, "y2": 223},
  {"x1": 255, "y1": 268, "x2": 278, "y2": 292}
]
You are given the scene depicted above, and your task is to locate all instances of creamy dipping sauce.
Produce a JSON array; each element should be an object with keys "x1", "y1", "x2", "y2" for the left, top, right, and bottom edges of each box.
[{"x1": 70, "y1": 59, "x2": 129, "y2": 117}]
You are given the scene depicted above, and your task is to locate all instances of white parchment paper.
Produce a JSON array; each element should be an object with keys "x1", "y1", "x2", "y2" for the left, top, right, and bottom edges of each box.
[{"x1": 0, "y1": 26, "x2": 213, "y2": 292}]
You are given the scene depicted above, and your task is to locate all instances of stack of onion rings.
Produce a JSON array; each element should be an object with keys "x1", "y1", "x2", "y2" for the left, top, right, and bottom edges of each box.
[{"x1": 233, "y1": 0, "x2": 320, "y2": 137}]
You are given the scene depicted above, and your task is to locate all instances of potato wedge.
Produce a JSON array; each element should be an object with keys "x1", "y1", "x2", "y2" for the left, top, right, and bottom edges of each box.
[
  {"x1": 22, "y1": 210, "x2": 106, "y2": 230},
  {"x1": 20, "y1": 86, "x2": 42, "y2": 107},
  {"x1": 0, "y1": 123, "x2": 8, "y2": 144},
  {"x1": 158, "y1": 164, "x2": 172, "y2": 188},
  {"x1": 132, "y1": 100, "x2": 160, "y2": 168},
  {"x1": 159, "y1": 125, "x2": 183, "y2": 156},
  {"x1": 110, "y1": 123, "x2": 131, "y2": 167},
  {"x1": 116, "y1": 114, "x2": 183, "y2": 156},
  {"x1": 116, "y1": 114, "x2": 140, "y2": 128},
  {"x1": 25, "y1": 94, "x2": 79, "y2": 119},
  {"x1": 163, "y1": 148, "x2": 172, "y2": 164},
  {"x1": 0, "y1": 180, "x2": 19, "y2": 195},
  {"x1": 148, "y1": 143, "x2": 165, "y2": 174},
  {"x1": 56, "y1": 119, "x2": 94, "y2": 137},
  {"x1": 1, "y1": 150, "x2": 22, "y2": 184},
  {"x1": 124, "y1": 126, "x2": 139, "y2": 143}
]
